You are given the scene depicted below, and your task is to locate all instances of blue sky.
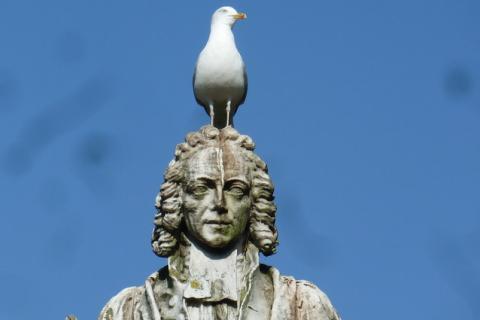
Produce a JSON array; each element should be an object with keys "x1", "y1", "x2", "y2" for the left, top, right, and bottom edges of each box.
[{"x1": 0, "y1": 0, "x2": 479, "y2": 319}]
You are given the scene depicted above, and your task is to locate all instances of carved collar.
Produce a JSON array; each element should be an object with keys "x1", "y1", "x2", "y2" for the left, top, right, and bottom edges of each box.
[{"x1": 167, "y1": 234, "x2": 259, "y2": 309}]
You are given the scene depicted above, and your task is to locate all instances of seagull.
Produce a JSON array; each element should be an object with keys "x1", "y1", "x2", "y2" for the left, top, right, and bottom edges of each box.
[{"x1": 193, "y1": 6, "x2": 247, "y2": 129}]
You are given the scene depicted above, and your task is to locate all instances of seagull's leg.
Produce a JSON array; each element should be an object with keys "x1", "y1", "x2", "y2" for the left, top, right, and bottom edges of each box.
[
  {"x1": 209, "y1": 103, "x2": 214, "y2": 126},
  {"x1": 226, "y1": 100, "x2": 231, "y2": 127}
]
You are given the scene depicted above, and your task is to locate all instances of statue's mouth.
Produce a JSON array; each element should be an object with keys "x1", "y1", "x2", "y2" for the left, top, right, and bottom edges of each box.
[{"x1": 204, "y1": 220, "x2": 231, "y2": 225}]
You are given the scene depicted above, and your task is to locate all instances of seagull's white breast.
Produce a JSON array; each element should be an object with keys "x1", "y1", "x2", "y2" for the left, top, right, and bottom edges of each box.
[{"x1": 194, "y1": 29, "x2": 246, "y2": 106}]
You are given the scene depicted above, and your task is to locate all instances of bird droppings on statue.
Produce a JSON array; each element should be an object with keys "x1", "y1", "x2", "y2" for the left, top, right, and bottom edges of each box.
[{"x1": 193, "y1": 6, "x2": 248, "y2": 129}]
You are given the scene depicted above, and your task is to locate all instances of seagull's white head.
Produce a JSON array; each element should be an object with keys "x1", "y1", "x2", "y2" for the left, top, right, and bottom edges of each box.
[{"x1": 211, "y1": 6, "x2": 247, "y2": 28}]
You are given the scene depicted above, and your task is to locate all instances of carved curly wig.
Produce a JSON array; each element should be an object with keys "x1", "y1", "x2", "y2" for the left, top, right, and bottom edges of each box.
[{"x1": 151, "y1": 125, "x2": 278, "y2": 257}]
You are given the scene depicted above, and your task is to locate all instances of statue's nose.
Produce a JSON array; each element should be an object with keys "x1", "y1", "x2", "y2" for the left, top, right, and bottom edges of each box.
[{"x1": 214, "y1": 185, "x2": 227, "y2": 213}]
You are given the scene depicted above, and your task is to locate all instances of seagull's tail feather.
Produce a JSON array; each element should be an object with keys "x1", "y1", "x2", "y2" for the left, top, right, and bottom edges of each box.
[
  {"x1": 213, "y1": 111, "x2": 234, "y2": 129},
  {"x1": 212, "y1": 114, "x2": 234, "y2": 129},
  {"x1": 211, "y1": 107, "x2": 235, "y2": 129}
]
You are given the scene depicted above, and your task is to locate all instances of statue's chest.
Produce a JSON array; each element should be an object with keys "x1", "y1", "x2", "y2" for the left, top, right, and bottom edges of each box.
[{"x1": 152, "y1": 271, "x2": 273, "y2": 320}]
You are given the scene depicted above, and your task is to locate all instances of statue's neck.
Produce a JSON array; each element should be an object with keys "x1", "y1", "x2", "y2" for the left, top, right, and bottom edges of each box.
[
  {"x1": 186, "y1": 238, "x2": 241, "y2": 301},
  {"x1": 161, "y1": 235, "x2": 259, "y2": 320},
  {"x1": 167, "y1": 233, "x2": 259, "y2": 303}
]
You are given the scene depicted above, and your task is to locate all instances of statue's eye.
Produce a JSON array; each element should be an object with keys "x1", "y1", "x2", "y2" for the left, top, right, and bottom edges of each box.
[
  {"x1": 226, "y1": 182, "x2": 248, "y2": 197},
  {"x1": 229, "y1": 187, "x2": 245, "y2": 195},
  {"x1": 191, "y1": 185, "x2": 208, "y2": 196}
]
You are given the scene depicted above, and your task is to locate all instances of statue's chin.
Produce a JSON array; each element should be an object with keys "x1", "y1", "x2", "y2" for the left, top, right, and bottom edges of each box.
[
  {"x1": 185, "y1": 222, "x2": 245, "y2": 253},
  {"x1": 192, "y1": 232, "x2": 243, "y2": 254},
  {"x1": 198, "y1": 234, "x2": 234, "y2": 249},
  {"x1": 193, "y1": 223, "x2": 231, "y2": 245}
]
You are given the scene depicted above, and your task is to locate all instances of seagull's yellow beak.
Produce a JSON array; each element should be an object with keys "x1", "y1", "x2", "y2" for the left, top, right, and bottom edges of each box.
[{"x1": 232, "y1": 12, "x2": 247, "y2": 20}]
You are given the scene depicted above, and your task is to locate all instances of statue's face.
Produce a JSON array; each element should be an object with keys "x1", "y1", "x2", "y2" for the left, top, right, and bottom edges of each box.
[{"x1": 182, "y1": 144, "x2": 251, "y2": 249}]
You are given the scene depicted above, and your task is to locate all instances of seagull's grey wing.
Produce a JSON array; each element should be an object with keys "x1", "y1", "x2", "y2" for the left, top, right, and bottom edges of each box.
[
  {"x1": 192, "y1": 63, "x2": 204, "y2": 107},
  {"x1": 239, "y1": 63, "x2": 248, "y2": 106}
]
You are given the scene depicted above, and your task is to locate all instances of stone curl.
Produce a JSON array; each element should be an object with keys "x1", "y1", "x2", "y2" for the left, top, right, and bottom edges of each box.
[{"x1": 151, "y1": 125, "x2": 278, "y2": 257}]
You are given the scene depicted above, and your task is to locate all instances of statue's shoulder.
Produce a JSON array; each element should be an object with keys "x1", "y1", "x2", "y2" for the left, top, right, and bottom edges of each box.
[
  {"x1": 98, "y1": 268, "x2": 169, "y2": 320},
  {"x1": 294, "y1": 279, "x2": 341, "y2": 320},
  {"x1": 98, "y1": 286, "x2": 145, "y2": 320},
  {"x1": 262, "y1": 265, "x2": 341, "y2": 320}
]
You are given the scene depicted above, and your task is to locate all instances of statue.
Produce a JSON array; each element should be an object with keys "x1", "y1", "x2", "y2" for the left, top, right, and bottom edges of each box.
[{"x1": 98, "y1": 126, "x2": 341, "y2": 320}]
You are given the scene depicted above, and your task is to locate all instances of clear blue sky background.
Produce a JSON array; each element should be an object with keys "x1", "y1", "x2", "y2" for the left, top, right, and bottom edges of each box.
[{"x1": 1, "y1": 1, "x2": 479, "y2": 319}]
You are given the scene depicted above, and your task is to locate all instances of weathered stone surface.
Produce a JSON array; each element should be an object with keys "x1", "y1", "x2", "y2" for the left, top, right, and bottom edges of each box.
[{"x1": 98, "y1": 126, "x2": 341, "y2": 320}]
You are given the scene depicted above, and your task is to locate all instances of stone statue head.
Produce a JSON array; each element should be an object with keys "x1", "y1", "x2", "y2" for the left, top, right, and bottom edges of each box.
[{"x1": 151, "y1": 125, "x2": 278, "y2": 257}]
